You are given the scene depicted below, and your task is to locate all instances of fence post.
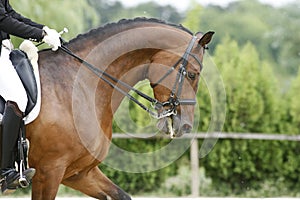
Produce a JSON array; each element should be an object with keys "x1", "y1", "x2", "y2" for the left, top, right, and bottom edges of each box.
[{"x1": 190, "y1": 138, "x2": 199, "y2": 197}]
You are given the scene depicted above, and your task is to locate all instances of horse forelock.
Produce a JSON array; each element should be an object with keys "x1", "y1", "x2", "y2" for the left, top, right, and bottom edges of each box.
[{"x1": 67, "y1": 18, "x2": 193, "y2": 46}]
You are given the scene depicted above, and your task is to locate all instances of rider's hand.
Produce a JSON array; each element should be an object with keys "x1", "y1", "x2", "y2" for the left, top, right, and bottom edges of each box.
[{"x1": 42, "y1": 26, "x2": 61, "y2": 51}]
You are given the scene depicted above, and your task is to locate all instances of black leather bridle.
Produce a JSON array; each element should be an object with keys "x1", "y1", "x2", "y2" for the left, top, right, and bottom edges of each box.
[{"x1": 59, "y1": 35, "x2": 204, "y2": 119}]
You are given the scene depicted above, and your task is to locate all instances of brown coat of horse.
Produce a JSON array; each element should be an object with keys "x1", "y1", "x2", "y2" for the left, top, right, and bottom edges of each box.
[{"x1": 25, "y1": 18, "x2": 214, "y2": 199}]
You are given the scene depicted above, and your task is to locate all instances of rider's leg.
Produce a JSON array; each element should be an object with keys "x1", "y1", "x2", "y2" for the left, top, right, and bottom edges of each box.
[
  {"x1": 0, "y1": 101, "x2": 23, "y2": 188},
  {"x1": 0, "y1": 41, "x2": 35, "y2": 193},
  {"x1": 0, "y1": 101, "x2": 36, "y2": 194}
]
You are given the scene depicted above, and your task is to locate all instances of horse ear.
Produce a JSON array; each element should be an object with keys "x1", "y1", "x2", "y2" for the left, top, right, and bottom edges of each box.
[{"x1": 198, "y1": 31, "x2": 215, "y2": 47}]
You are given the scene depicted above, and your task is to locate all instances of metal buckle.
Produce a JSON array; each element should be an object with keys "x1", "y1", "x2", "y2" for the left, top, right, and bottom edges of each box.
[{"x1": 18, "y1": 177, "x2": 29, "y2": 188}]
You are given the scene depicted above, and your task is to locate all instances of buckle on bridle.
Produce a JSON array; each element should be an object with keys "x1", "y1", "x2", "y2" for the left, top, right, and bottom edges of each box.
[
  {"x1": 151, "y1": 96, "x2": 196, "y2": 119},
  {"x1": 150, "y1": 99, "x2": 178, "y2": 119}
]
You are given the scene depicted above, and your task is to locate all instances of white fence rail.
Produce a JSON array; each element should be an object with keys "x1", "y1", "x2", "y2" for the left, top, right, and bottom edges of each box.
[
  {"x1": 112, "y1": 132, "x2": 300, "y2": 197},
  {"x1": 113, "y1": 132, "x2": 300, "y2": 141},
  {"x1": 0, "y1": 133, "x2": 297, "y2": 199}
]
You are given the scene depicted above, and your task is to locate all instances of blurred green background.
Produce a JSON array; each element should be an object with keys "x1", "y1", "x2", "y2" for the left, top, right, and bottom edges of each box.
[{"x1": 9, "y1": 0, "x2": 300, "y2": 197}]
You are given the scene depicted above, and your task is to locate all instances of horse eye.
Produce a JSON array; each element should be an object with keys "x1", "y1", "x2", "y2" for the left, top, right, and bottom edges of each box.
[{"x1": 187, "y1": 72, "x2": 196, "y2": 80}]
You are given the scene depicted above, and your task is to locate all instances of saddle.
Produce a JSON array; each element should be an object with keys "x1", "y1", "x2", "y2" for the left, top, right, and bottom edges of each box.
[{"x1": 0, "y1": 49, "x2": 38, "y2": 116}]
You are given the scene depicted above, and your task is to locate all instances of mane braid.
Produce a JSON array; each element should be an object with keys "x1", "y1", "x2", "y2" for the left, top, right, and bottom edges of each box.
[{"x1": 67, "y1": 17, "x2": 193, "y2": 45}]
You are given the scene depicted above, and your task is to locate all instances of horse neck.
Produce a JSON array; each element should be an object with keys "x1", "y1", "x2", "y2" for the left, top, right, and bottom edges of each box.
[
  {"x1": 67, "y1": 25, "x2": 192, "y2": 116},
  {"x1": 95, "y1": 49, "x2": 158, "y2": 116}
]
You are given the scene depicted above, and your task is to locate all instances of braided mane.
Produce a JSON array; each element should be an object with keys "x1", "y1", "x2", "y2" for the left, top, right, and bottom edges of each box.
[{"x1": 68, "y1": 18, "x2": 193, "y2": 45}]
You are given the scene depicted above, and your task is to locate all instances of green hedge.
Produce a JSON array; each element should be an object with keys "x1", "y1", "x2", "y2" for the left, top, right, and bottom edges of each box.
[
  {"x1": 198, "y1": 37, "x2": 300, "y2": 196},
  {"x1": 201, "y1": 140, "x2": 300, "y2": 196},
  {"x1": 104, "y1": 37, "x2": 300, "y2": 196},
  {"x1": 99, "y1": 138, "x2": 179, "y2": 194}
]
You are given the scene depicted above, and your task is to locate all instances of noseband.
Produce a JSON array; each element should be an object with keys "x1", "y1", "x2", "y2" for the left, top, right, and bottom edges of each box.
[
  {"x1": 151, "y1": 36, "x2": 203, "y2": 116},
  {"x1": 59, "y1": 35, "x2": 204, "y2": 119}
]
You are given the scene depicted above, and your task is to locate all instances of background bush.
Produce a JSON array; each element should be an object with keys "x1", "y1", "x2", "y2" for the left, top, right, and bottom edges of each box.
[{"x1": 8, "y1": 0, "x2": 300, "y2": 197}]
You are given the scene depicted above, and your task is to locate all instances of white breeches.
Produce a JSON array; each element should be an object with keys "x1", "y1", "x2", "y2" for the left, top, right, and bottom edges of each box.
[{"x1": 0, "y1": 39, "x2": 27, "y2": 112}]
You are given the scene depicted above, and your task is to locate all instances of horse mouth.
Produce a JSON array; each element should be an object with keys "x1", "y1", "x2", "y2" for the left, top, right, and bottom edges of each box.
[{"x1": 156, "y1": 115, "x2": 192, "y2": 138}]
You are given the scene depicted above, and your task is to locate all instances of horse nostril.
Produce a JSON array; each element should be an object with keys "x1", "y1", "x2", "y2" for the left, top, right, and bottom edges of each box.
[{"x1": 182, "y1": 124, "x2": 192, "y2": 133}]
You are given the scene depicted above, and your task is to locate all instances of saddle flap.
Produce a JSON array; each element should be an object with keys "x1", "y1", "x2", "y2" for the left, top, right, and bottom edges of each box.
[{"x1": 9, "y1": 50, "x2": 37, "y2": 116}]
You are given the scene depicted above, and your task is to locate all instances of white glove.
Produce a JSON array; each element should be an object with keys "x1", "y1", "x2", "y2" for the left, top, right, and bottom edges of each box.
[{"x1": 42, "y1": 26, "x2": 61, "y2": 51}]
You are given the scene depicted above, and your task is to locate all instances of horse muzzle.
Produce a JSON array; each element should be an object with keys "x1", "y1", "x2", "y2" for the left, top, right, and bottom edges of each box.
[{"x1": 157, "y1": 114, "x2": 192, "y2": 138}]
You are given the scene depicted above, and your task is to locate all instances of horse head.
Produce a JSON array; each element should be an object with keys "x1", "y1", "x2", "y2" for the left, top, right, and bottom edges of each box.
[{"x1": 148, "y1": 31, "x2": 214, "y2": 137}]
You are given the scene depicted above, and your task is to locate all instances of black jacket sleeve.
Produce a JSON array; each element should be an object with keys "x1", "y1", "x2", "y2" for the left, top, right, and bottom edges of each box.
[
  {"x1": 5, "y1": 0, "x2": 44, "y2": 29},
  {"x1": 0, "y1": 0, "x2": 44, "y2": 41}
]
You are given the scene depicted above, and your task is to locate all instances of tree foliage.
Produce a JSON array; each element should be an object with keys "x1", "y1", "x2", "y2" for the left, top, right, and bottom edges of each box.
[
  {"x1": 285, "y1": 69, "x2": 300, "y2": 133},
  {"x1": 182, "y1": 2, "x2": 203, "y2": 33},
  {"x1": 88, "y1": 0, "x2": 183, "y2": 25},
  {"x1": 181, "y1": 0, "x2": 299, "y2": 79},
  {"x1": 200, "y1": 37, "x2": 293, "y2": 195},
  {"x1": 6, "y1": 0, "x2": 300, "y2": 196},
  {"x1": 10, "y1": 0, "x2": 99, "y2": 46}
]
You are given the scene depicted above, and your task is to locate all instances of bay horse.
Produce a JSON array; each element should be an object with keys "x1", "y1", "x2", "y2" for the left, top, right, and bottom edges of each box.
[{"x1": 26, "y1": 18, "x2": 214, "y2": 199}]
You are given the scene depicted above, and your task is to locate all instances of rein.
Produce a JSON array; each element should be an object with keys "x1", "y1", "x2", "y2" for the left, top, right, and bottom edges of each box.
[{"x1": 59, "y1": 36, "x2": 201, "y2": 119}]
